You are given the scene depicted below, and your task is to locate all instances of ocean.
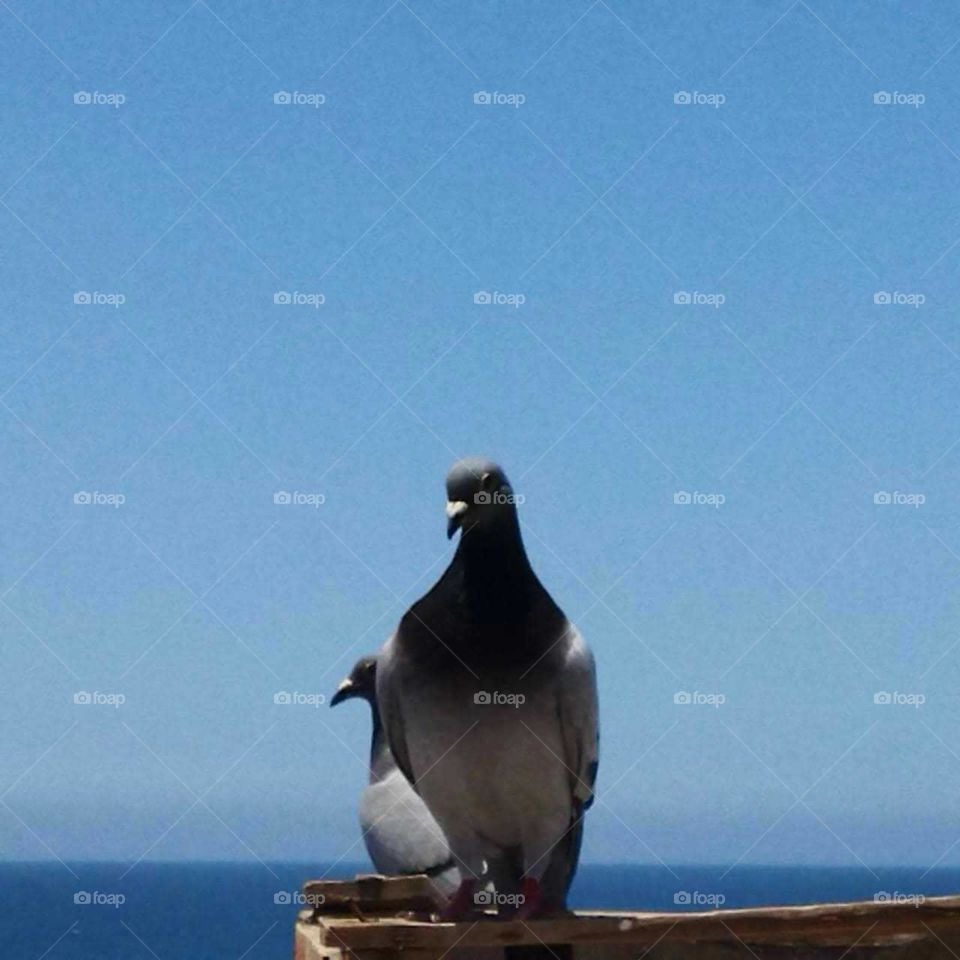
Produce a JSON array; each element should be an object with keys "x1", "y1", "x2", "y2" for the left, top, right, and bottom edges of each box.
[{"x1": 3, "y1": 862, "x2": 958, "y2": 958}]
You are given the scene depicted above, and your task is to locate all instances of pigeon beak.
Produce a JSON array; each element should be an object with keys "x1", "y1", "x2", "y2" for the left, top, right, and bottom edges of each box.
[
  {"x1": 330, "y1": 677, "x2": 355, "y2": 707},
  {"x1": 446, "y1": 500, "x2": 468, "y2": 539}
]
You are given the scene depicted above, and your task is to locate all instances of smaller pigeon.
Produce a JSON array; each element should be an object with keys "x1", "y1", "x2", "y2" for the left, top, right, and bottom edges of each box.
[{"x1": 331, "y1": 655, "x2": 459, "y2": 896}]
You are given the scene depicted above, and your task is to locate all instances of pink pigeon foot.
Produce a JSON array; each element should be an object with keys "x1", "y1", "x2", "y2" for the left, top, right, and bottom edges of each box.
[
  {"x1": 439, "y1": 878, "x2": 477, "y2": 921},
  {"x1": 512, "y1": 877, "x2": 544, "y2": 920}
]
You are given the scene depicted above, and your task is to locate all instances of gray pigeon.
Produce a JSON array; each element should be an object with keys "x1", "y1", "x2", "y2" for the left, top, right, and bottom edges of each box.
[
  {"x1": 331, "y1": 655, "x2": 460, "y2": 896},
  {"x1": 377, "y1": 458, "x2": 599, "y2": 919}
]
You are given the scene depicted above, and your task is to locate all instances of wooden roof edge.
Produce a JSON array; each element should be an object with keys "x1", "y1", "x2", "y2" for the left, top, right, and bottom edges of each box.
[{"x1": 313, "y1": 894, "x2": 960, "y2": 951}]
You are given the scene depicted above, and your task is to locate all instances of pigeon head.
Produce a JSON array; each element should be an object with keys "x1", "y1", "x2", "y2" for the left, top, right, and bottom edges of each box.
[
  {"x1": 330, "y1": 655, "x2": 377, "y2": 707},
  {"x1": 444, "y1": 457, "x2": 520, "y2": 540}
]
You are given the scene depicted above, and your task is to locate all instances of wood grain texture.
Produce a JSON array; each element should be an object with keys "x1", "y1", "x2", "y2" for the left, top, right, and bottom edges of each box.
[{"x1": 306, "y1": 894, "x2": 960, "y2": 951}]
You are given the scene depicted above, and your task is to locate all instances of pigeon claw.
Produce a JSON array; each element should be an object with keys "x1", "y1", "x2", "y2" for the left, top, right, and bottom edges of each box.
[{"x1": 439, "y1": 878, "x2": 477, "y2": 921}]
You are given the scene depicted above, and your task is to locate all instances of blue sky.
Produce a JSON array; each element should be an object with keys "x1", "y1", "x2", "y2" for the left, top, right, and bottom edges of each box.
[{"x1": 2, "y1": 0, "x2": 960, "y2": 877}]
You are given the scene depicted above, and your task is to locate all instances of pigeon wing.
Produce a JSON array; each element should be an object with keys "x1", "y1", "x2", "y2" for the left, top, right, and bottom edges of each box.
[
  {"x1": 376, "y1": 630, "x2": 418, "y2": 789},
  {"x1": 557, "y1": 625, "x2": 599, "y2": 810},
  {"x1": 359, "y1": 771, "x2": 452, "y2": 875}
]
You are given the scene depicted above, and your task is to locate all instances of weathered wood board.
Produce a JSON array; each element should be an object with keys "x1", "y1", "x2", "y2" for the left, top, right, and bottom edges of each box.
[{"x1": 294, "y1": 875, "x2": 960, "y2": 960}]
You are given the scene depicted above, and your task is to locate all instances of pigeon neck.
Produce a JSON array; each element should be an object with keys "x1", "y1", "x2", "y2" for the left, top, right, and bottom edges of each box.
[
  {"x1": 453, "y1": 512, "x2": 536, "y2": 614},
  {"x1": 366, "y1": 698, "x2": 394, "y2": 783}
]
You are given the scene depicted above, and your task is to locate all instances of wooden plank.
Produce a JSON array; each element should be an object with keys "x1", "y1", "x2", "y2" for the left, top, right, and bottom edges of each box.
[
  {"x1": 295, "y1": 914, "x2": 345, "y2": 960},
  {"x1": 302, "y1": 874, "x2": 442, "y2": 915},
  {"x1": 314, "y1": 895, "x2": 960, "y2": 952},
  {"x1": 299, "y1": 918, "x2": 506, "y2": 960}
]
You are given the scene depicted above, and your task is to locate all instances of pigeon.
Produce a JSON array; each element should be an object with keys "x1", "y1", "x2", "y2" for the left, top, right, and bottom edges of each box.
[
  {"x1": 377, "y1": 458, "x2": 599, "y2": 919},
  {"x1": 331, "y1": 655, "x2": 460, "y2": 896}
]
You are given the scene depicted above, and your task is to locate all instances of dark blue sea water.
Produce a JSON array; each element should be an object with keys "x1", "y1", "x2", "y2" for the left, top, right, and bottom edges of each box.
[{"x1": 4, "y1": 862, "x2": 959, "y2": 959}]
